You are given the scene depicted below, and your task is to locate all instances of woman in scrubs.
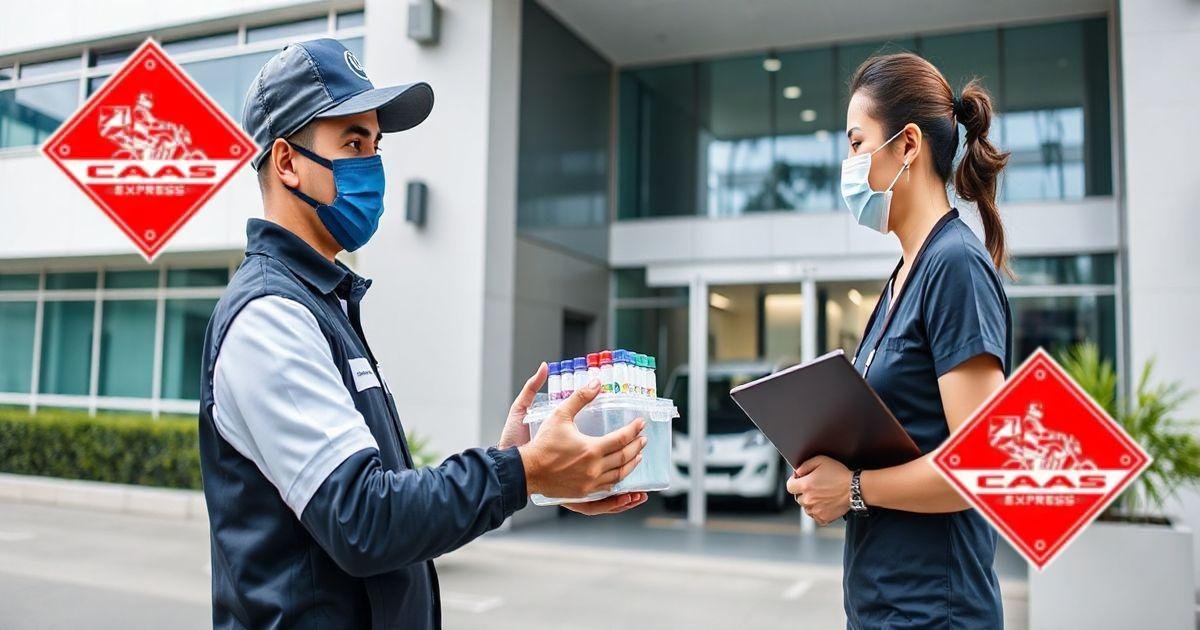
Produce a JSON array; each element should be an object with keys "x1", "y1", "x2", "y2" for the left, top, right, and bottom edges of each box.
[{"x1": 787, "y1": 52, "x2": 1012, "y2": 629}]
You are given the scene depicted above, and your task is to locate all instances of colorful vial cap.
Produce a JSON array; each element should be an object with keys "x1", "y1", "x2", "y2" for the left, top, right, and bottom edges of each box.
[
  {"x1": 615, "y1": 349, "x2": 629, "y2": 363},
  {"x1": 573, "y1": 357, "x2": 587, "y2": 370},
  {"x1": 648, "y1": 355, "x2": 657, "y2": 369},
  {"x1": 548, "y1": 361, "x2": 560, "y2": 375},
  {"x1": 587, "y1": 353, "x2": 600, "y2": 368},
  {"x1": 599, "y1": 350, "x2": 613, "y2": 365}
]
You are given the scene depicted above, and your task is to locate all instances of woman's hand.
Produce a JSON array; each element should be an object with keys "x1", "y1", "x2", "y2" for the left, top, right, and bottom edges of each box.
[
  {"x1": 787, "y1": 455, "x2": 852, "y2": 526},
  {"x1": 563, "y1": 492, "x2": 649, "y2": 516}
]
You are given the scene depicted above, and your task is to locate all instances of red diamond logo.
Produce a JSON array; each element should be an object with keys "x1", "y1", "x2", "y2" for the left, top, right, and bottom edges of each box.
[
  {"x1": 932, "y1": 348, "x2": 1151, "y2": 571},
  {"x1": 41, "y1": 38, "x2": 255, "y2": 261}
]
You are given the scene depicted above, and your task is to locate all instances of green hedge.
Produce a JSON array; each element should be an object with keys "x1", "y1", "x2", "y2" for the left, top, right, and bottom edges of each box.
[
  {"x1": 0, "y1": 406, "x2": 440, "y2": 490},
  {"x1": 0, "y1": 407, "x2": 202, "y2": 489}
]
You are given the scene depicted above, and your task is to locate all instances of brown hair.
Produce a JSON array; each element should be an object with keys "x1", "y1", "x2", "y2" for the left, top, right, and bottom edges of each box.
[{"x1": 849, "y1": 53, "x2": 1012, "y2": 277}]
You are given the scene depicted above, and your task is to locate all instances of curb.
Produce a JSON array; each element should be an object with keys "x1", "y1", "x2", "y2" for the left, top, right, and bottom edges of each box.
[{"x1": 0, "y1": 473, "x2": 207, "y2": 520}]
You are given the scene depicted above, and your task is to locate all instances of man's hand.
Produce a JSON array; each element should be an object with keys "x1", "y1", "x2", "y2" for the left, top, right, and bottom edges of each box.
[
  {"x1": 498, "y1": 362, "x2": 547, "y2": 450},
  {"x1": 564, "y1": 492, "x2": 648, "y2": 516},
  {"x1": 786, "y1": 455, "x2": 852, "y2": 526},
  {"x1": 518, "y1": 379, "x2": 647, "y2": 500}
]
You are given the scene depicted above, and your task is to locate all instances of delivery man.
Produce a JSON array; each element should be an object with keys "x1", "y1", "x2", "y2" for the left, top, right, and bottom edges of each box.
[{"x1": 198, "y1": 39, "x2": 649, "y2": 629}]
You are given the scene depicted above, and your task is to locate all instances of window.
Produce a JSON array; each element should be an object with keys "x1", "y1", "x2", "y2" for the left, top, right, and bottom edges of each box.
[
  {"x1": 337, "y1": 11, "x2": 365, "y2": 30},
  {"x1": 104, "y1": 270, "x2": 158, "y2": 289},
  {"x1": 517, "y1": 0, "x2": 610, "y2": 258},
  {"x1": 167, "y1": 267, "x2": 228, "y2": 288},
  {"x1": 1, "y1": 10, "x2": 364, "y2": 149},
  {"x1": 1008, "y1": 254, "x2": 1118, "y2": 370},
  {"x1": 39, "y1": 301, "x2": 95, "y2": 396},
  {"x1": 615, "y1": 18, "x2": 1112, "y2": 218},
  {"x1": 19, "y1": 56, "x2": 79, "y2": 78},
  {"x1": 0, "y1": 266, "x2": 229, "y2": 410},
  {"x1": 0, "y1": 273, "x2": 38, "y2": 291},
  {"x1": 161, "y1": 299, "x2": 218, "y2": 400},
  {"x1": 182, "y1": 51, "x2": 279, "y2": 117},
  {"x1": 45, "y1": 271, "x2": 97, "y2": 290},
  {"x1": 0, "y1": 302, "x2": 36, "y2": 393},
  {"x1": 246, "y1": 16, "x2": 328, "y2": 43},
  {"x1": 161, "y1": 32, "x2": 238, "y2": 56},
  {"x1": 99, "y1": 300, "x2": 156, "y2": 397},
  {"x1": 0, "y1": 81, "x2": 79, "y2": 149},
  {"x1": 613, "y1": 268, "x2": 689, "y2": 396}
]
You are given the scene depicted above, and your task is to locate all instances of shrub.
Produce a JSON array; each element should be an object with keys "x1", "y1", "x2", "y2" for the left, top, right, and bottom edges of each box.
[{"x1": 0, "y1": 407, "x2": 441, "y2": 489}]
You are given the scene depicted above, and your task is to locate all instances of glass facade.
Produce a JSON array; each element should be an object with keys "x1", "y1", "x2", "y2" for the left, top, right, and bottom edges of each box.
[
  {"x1": 2, "y1": 14, "x2": 364, "y2": 148},
  {"x1": 516, "y1": 0, "x2": 611, "y2": 260},
  {"x1": 614, "y1": 253, "x2": 1120, "y2": 387},
  {"x1": 0, "y1": 266, "x2": 227, "y2": 408},
  {"x1": 617, "y1": 18, "x2": 1111, "y2": 219}
]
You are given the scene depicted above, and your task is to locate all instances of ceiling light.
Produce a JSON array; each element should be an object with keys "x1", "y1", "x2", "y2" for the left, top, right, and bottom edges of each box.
[
  {"x1": 763, "y1": 52, "x2": 781, "y2": 73},
  {"x1": 783, "y1": 85, "x2": 801, "y2": 99},
  {"x1": 710, "y1": 292, "x2": 733, "y2": 310},
  {"x1": 814, "y1": 129, "x2": 830, "y2": 142},
  {"x1": 800, "y1": 109, "x2": 817, "y2": 123},
  {"x1": 847, "y1": 289, "x2": 863, "y2": 306}
]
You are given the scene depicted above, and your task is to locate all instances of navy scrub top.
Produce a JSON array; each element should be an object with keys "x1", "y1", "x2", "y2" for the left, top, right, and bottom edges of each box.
[{"x1": 844, "y1": 210, "x2": 1011, "y2": 630}]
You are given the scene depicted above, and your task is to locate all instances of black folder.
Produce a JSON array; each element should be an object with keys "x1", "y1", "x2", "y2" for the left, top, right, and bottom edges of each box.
[{"x1": 729, "y1": 349, "x2": 922, "y2": 471}]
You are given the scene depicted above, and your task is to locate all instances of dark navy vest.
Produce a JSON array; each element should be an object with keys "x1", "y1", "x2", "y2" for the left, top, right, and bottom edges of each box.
[{"x1": 198, "y1": 219, "x2": 438, "y2": 629}]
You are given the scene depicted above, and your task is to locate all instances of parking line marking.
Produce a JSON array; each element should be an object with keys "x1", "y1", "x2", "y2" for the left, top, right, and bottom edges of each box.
[
  {"x1": 440, "y1": 590, "x2": 505, "y2": 614},
  {"x1": 782, "y1": 579, "x2": 813, "y2": 600}
]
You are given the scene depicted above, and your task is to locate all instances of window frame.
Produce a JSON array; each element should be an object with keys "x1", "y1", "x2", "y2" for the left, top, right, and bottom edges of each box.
[
  {"x1": 0, "y1": 260, "x2": 237, "y2": 416},
  {"x1": 0, "y1": 6, "x2": 366, "y2": 156}
]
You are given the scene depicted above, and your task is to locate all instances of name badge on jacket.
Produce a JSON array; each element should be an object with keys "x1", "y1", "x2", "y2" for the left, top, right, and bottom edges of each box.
[{"x1": 348, "y1": 357, "x2": 381, "y2": 392}]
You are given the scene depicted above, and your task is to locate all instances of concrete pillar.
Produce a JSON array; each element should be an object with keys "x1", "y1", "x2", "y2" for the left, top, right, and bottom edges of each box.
[{"x1": 357, "y1": 0, "x2": 522, "y2": 459}]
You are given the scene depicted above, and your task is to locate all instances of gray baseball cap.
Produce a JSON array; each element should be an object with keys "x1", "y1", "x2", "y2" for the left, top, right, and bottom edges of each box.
[{"x1": 241, "y1": 38, "x2": 433, "y2": 170}]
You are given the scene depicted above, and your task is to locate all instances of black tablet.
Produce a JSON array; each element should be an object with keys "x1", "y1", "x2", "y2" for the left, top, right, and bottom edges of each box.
[{"x1": 729, "y1": 349, "x2": 922, "y2": 471}]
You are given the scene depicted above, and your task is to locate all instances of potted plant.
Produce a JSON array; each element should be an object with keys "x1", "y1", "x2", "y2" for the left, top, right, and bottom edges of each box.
[{"x1": 1028, "y1": 343, "x2": 1200, "y2": 629}]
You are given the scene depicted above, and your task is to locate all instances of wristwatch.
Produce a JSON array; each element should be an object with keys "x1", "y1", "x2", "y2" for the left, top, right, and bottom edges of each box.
[{"x1": 849, "y1": 469, "x2": 869, "y2": 516}]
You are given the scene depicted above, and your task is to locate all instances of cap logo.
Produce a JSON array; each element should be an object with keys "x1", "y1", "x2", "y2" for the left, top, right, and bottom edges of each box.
[{"x1": 344, "y1": 50, "x2": 369, "y2": 81}]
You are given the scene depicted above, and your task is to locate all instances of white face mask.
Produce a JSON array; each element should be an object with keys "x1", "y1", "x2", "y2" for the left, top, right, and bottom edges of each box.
[{"x1": 840, "y1": 128, "x2": 908, "y2": 233}]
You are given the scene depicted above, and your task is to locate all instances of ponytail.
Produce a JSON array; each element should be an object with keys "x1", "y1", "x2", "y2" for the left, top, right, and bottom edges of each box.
[
  {"x1": 850, "y1": 55, "x2": 1013, "y2": 277},
  {"x1": 953, "y1": 79, "x2": 1012, "y2": 278}
]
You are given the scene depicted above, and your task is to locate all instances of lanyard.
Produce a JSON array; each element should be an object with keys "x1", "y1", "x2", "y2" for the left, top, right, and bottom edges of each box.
[{"x1": 851, "y1": 209, "x2": 959, "y2": 378}]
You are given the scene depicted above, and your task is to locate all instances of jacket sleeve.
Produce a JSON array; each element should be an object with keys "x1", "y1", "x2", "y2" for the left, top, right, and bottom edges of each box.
[{"x1": 300, "y1": 444, "x2": 528, "y2": 577}]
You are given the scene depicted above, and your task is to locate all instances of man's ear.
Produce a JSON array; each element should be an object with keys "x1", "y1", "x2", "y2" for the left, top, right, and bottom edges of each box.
[{"x1": 271, "y1": 138, "x2": 300, "y2": 190}]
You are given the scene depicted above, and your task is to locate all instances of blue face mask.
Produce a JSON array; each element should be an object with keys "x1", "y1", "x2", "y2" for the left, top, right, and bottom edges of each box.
[
  {"x1": 285, "y1": 141, "x2": 385, "y2": 252},
  {"x1": 840, "y1": 128, "x2": 908, "y2": 234}
]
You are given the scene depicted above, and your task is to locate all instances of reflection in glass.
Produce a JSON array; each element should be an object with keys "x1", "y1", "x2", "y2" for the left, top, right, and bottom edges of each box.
[
  {"x1": 0, "y1": 274, "x2": 38, "y2": 291},
  {"x1": 246, "y1": 16, "x2": 328, "y2": 43},
  {"x1": 1010, "y1": 295, "x2": 1117, "y2": 366},
  {"x1": 818, "y1": 281, "x2": 882, "y2": 356},
  {"x1": 0, "y1": 81, "x2": 80, "y2": 148},
  {"x1": 0, "y1": 302, "x2": 36, "y2": 393},
  {"x1": 516, "y1": 2, "x2": 609, "y2": 258},
  {"x1": 19, "y1": 56, "x2": 79, "y2": 78},
  {"x1": 1010, "y1": 254, "x2": 1115, "y2": 286},
  {"x1": 614, "y1": 18, "x2": 1111, "y2": 218},
  {"x1": 104, "y1": 270, "x2": 158, "y2": 289},
  {"x1": 166, "y1": 267, "x2": 229, "y2": 288},
  {"x1": 162, "y1": 299, "x2": 217, "y2": 400},
  {"x1": 183, "y1": 52, "x2": 278, "y2": 117},
  {"x1": 162, "y1": 32, "x2": 238, "y2": 56},
  {"x1": 39, "y1": 301, "x2": 94, "y2": 395},
  {"x1": 45, "y1": 271, "x2": 97, "y2": 290},
  {"x1": 99, "y1": 300, "x2": 155, "y2": 397}
]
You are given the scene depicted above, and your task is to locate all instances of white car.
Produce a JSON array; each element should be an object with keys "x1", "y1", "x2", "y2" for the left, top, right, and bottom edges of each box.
[{"x1": 660, "y1": 361, "x2": 792, "y2": 511}]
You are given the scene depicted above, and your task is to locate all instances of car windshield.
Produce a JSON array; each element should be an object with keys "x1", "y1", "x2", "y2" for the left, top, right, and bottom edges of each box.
[{"x1": 669, "y1": 371, "x2": 768, "y2": 435}]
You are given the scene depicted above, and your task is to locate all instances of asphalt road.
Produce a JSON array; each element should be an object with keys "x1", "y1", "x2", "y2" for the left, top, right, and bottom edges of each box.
[{"x1": 0, "y1": 500, "x2": 1028, "y2": 629}]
